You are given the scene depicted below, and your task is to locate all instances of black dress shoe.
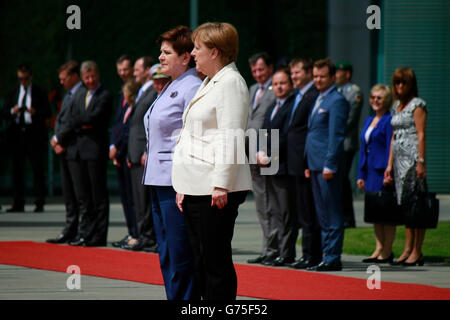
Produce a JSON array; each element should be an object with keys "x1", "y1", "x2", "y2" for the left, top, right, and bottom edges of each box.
[
  {"x1": 142, "y1": 244, "x2": 158, "y2": 253},
  {"x1": 290, "y1": 257, "x2": 321, "y2": 269},
  {"x1": 402, "y1": 254, "x2": 424, "y2": 267},
  {"x1": 307, "y1": 261, "x2": 342, "y2": 272},
  {"x1": 261, "y1": 255, "x2": 279, "y2": 266},
  {"x1": 69, "y1": 238, "x2": 88, "y2": 246},
  {"x1": 375, "y1": 253, "x2": 394, "y2": 264},
  {"x1": 362, "y1": 257, "x2": 379, "y2": 263},
  {"x1": 112, "y1": 235, "x2": 132, "y2": 248},
  {"x1": 122, "y1": 239, "x2": 146, "y2": 251},
  {"x1": 247, "y1": 255, "x2": 266, "y2": 264},
  {"x1": 6, "y1": 206, "x2": 25, "y2": 213},
  {"x1": 46, "y1": 234, "x2": 73, "y2": 244},
  {"x1": 271, "y1": 257, "x2": 295, "y2": 267},
  {"x1": 33, "y1": 205, "x2": 44, "y2": 213}
]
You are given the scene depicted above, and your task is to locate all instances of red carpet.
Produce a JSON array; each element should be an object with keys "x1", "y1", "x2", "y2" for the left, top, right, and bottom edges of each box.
[{"x1": 1, "y1": 241, "x2": 449, "y2": 300}]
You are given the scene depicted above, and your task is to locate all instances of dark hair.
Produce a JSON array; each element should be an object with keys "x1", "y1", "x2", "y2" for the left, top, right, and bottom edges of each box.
[
  {"x1": 313, "y1": 57, "x2": 336, "y2": 76},
  {"x1": 392, "y1": 67, "x2": 418, "y2": 100},
  {"x1": 158, "y1": 25, "x2": 195, "y2": 68},
  {"x1": 248, "y1": 52, "x2": 273, "y2": 67},
  {"x1": 273, "y1": 67, "x2": 293, "y2": 85},
  {"x1": 289, "y1": 57, "x2": 313, "y2": 71},
  {"x1": 138, "y1": 56, "x2": 154, "y2": 70},
  {"x1": 58, "y1": 60, "x2": 80, "y2": 76},
  {"x1": 116, "y1": 54, "x2": 135, "y2": 66},
  {"x1": 18, "y1": 63, "x2": 32, "y2": 75}
]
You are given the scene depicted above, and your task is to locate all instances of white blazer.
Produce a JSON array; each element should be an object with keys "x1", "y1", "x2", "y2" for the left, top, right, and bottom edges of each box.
[{"x1": 172, "y1": 62, "x2": 253, "y2": 195}]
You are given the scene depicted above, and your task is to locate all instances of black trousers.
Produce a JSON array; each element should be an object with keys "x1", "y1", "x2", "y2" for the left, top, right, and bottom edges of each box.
[
  {"x1": 342, "y1": 150, "x2": 356, "y2": 227},
  {"x1": 291, "y1": 175, "x2": 322, "y2": 262},
  {"x1": 183, "y1": 191, "x2": 248, "y2": 300},
  {"x1": 60, "y1": 156, "x2": 79, "y2": 238},
  {"x1": 116, "y1": 160, "x2": 137, "y2": 238},
  {"x1": 67, "y1": 157, "x2": 109, "y2": 245},
  {"x1": 11, "y1": 127, "x2": 46, "y2": 207}
]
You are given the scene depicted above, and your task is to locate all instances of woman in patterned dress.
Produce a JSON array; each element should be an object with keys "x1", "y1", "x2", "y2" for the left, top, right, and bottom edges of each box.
[{"x1": 384, "y1": 67, "x2": 427, "y2": 266}]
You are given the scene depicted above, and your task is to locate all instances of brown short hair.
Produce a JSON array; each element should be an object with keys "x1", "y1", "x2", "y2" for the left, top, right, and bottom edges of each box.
[
  {"x1": 273, "y1": 68, "x2": 293, "y2": 85},
  {"x1": 289, "y1": 57, "x2": 313, "y2": 71},
  {"x1": 192, "y1": 22, "x2": 239, "y2": 65},
  {"x1": 158, "y1": 25, "x2": 195, "y2": 67},
  {"x1": 116, "y1": 54, "x2": 134, "y2": 66},
  {"x1": 58, "y1": 60, "x2": 79, "y2": 76},
  {"x1": 392, "y1": 67, "x2": 418, "y2": 100},
  {"x1": 313, "y1": 57, "x2": 336, "y2": 76}
]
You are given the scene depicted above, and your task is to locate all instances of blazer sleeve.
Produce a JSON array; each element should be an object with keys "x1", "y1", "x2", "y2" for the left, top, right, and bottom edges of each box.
[
  {"x1": 211, "y1": 75, "x2": 250, "y2": 190},
  {"x1": 325, "y1": 95, "x2": 350, "y2": 171},
  {"x1": 357, "y1": 117, "x2": 370, "y2": 180}
]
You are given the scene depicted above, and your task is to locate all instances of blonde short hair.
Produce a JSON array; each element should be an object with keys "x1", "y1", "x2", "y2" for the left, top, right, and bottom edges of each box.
[
  {"x1": 371, "y1": 83, "x2": 393, "y2": 110},
  {"x1": 192, "y1": 22, "x2": 239, "y2": 65}
]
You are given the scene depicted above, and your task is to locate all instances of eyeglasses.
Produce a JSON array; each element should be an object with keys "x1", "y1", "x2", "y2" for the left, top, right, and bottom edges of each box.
[{"x1": 370, "y1": 95, "x2": 383, "y2": 100}]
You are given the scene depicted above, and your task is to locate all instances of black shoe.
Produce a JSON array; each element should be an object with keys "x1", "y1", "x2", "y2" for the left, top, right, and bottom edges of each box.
[
  {"x1": 33, "y1": 205, "x2": 44, "y2": 213},
  {"x1": 69, "y1": 238, "x2": 88, "y2": 246},
  {"x1": 87, "y1": 241, "x2": 106, "y2": 247},
  {"x1": 112, "y1": 235, "x2": 132, "y2": 248},
  {"x1": 46, "y1": 234, "x2": 73, "y2": 244},
  {"x1": 307, "y1": 261, "x2": 342, "y2": 272},
  {"x1": 402, "y1": 255, "x2": 424, "y2": 267},
  {"x1": 290, "y1": 257, "x2": 321, "y2": 269},
  {"x1": 390, "y1": 256, "x2": 408, "y2": 265},
  {"x1": 247, "y1": 255, "x2": 266, "y2": 264},
  {"x1": 6, "y1": 206, "x2": 24, "y2": 213},
  {"x1": 375, "y1": 253, "x2": 394, "y2": 264},
  {"x1": 271, "y1": 257, "x2": 295, "y2": 267},
  {"x1": 261, "y1": 255, "x2": 279, "y2": 266},
  {"x1": 122, "y1": 239, "x2": 145, "y2": 251},
  {"x1": 362, "y1": 257, "x2": 379, "y2": 263},
  {"x1": 142, "y1": 244, "x2": 158, "y2": 253}
]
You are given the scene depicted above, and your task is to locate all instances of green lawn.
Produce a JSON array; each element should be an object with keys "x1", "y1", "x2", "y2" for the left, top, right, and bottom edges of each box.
[{"x1": 298, "y1": 221, "x2": 450, "y2": 263}]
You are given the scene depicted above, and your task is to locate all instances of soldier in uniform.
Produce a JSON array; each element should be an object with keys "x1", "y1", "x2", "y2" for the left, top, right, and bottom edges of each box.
[{"x1": 335, "y1": 61, "x2": 363, "y2": 228}]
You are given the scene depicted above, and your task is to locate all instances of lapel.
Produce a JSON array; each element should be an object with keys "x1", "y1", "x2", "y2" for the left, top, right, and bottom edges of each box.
[{"x1": 182, "y1": 62, "x2": 235, "y2": 123}]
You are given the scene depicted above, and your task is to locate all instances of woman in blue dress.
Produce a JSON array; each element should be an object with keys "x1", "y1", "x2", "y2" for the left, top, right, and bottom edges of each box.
[{"x1": 357, "y1": 84, "x2": 394, "y2": 263}]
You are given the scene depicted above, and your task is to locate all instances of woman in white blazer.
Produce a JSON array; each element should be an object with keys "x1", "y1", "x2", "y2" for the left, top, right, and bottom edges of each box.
[{"x1": 172, "y1": 22, "x2": 252, "y2": 300}]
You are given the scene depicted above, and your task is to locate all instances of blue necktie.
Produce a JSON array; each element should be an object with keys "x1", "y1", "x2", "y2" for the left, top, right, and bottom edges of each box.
[{"x1": 288, "y1": 91, "x2": 303, "y2": 126}]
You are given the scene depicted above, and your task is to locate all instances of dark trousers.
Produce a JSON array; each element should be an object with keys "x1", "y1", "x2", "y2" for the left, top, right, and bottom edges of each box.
[
  {"x1": 60, "y1": 156, "x2": 79, "y2": 238},
  {"x1": 310, "y1": 170, "x2": 345, "y2": 264},
  {"x1": 11, "y1": 127, "x2": 46, "y2": 207},
  {"x1": 116, "y1": 161, "x2": 138, "y2": 238},
  {"x1": 342, "y1": 150, "x2": 356, "y2": 227},
  {"x1": 150, "y1": 186, "x2": 197, "y2": 300},
  {"x1": 67, "y1": 157, "x2": 109, "y2": 245},
  {"x1": 130, "y1": 164, "x2": 155, "y2": 244},
  {"x1": 291, "y1": 175, "x2": 322, "y2": 262},
  {"x1": 183, "y1": 191, "x2": 248, "y2": 300}
]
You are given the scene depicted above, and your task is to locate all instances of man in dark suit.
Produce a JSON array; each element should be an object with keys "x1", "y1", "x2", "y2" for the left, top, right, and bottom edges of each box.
[
  {"x1": 2, "y1": 64, "x2": 50, "y2": 212},
  {"x1": 46, "y1": 61, "x2": 83, "y2": 243},
  {"x1": 245, "y1": 52, "x2": 278, "y2": 264},
  {"x1": 256, "y1": 68, "x2": 297, "y2": 267},
  {"x1": 123, "y1": 57, "x2": 159, "y2": 252},
  {"x1": 109, "y1": 54, "x2": 139, "y2": 248},
  {"x1": 305, "y1": 58, "x2": 349, "y2": 271},
  {"x1": 284, "y1": 58, "x2": 322, "y2": 269},
  {"x1": 58, "y1": 60, "x2": 113, "y2": 247}
]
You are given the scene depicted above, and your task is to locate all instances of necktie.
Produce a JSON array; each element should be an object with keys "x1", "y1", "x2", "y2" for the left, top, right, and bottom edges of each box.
[
  {"x1": 123, "y1": 106, "x2": 132, "y2": 124},
  {"x1": 253, "y1": 85, "x2": 264, "y2": 109},
  {"x1": 85, "y1": 90, "x2": 92, "y2": 109},
  {"x1": 19, "y1": 87, "x2": 28, "y2": 126},
  {"x1": 310, "y1": 95, "x2": 323, "y2": 121},
  {"x1": 270, "y1": 100, "x2": 281, "y2": 121},
  {"x1": 288, "y1": 91, "x2": 303, "y2": 126}
]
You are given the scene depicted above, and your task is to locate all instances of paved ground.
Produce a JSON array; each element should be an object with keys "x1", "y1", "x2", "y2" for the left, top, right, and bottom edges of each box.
[{"x1": 0, "y1": 194, "x2": 449, "y2": 300}]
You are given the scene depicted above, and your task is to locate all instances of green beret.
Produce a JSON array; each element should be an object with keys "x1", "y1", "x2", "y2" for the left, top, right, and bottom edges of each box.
[{"x1": 336, "y1": 61, "x2": 352, "y2": 71}]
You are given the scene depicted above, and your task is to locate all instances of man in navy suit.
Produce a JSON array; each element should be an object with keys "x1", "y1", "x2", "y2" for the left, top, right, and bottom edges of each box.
[
  {"x1": 285, "y1": 58, "x2": 322, "y2": 269},
  {"x1": 305, "y1": 58, "x2": 349, "y2": 271},
  {"x1": 110, "y1": 54, "x2": 138, "y2": 248}
]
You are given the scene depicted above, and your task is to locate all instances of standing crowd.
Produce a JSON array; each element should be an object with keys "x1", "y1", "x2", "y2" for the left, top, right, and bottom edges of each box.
[{"x1": 1, "y1": 22, "x2": 431, "y2": 300}]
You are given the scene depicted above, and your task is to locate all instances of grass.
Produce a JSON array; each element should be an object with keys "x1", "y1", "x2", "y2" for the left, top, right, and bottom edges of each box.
[{"x1": 298, "y1": 221, "x2": 450, "y2": 263}]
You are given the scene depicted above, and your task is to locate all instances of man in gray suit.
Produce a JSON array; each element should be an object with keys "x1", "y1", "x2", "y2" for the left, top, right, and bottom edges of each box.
[
  {"x1": 123, "y1": 57, "x2": 158, "y2": 252},
  {"x1": 47, "y1": 61, "x2": 83, "y2": 244},
  {"x1": 336, "y1": 61, "x2": 363, "y2": 228},
  {"x1": 245, "y1": 52, "x2": 277, "y2": 264}
]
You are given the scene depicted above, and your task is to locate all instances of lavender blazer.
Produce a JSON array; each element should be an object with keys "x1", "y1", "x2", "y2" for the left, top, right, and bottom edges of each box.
[{"x1": 142, "y1": 68, "x2": 201, "y2": 186}]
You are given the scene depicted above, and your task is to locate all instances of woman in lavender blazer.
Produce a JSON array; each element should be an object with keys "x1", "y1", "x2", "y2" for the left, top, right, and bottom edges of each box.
[{"x1": 142, "y1": 26, "x2": 201, "y2": 300}]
